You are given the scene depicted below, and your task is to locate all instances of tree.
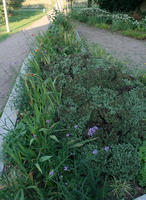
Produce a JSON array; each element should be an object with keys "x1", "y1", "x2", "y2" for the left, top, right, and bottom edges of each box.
[{"x1": 88, "y1": 0, "x2": 92, "y2": 7}]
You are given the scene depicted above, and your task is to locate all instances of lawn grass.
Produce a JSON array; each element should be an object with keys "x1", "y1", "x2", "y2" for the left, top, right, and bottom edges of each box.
[
  {"x1": 0, "y1": 0, "x2": 56, "y2": 42},
  {"x1": 22, "y1": 0, "x2": 56, "y2": 8},
  {"x1": 0, "y1": 9, "x2": 44, "y2": 42}
]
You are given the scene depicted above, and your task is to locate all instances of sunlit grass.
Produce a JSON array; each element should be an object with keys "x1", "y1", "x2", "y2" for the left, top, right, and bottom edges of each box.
[
  {"x1": 0, "y1": 9, "x2": 44, "y2": 42},
  {"x1": 0, "y1": 0, "x2": 56, "y2": 42}
]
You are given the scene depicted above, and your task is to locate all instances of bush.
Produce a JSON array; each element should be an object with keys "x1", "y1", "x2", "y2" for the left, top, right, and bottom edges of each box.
[
  {"x1": 0, "y1": 0, "x2": 24, "y2": 21},
  {"x1": 80, "y1": 143, "x2": 140, "y2": 182},
  {"x1": 98, "y1": 0, "x2": 143, "y2": 12},
  {"x1": 41, "y1": 53, "x2": 146, "y2": 147},
  {"x1": 137, "y1": 141, "x2": 146, "y2": 187}
]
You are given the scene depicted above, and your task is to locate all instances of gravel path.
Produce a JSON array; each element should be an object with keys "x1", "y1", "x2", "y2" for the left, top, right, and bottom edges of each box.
[
  {"x1": 76, "y1": 22, "x2": 146, "y2": 72},
  {"x1": 0, "y1": 15, "x2": 49, "y2": 112}
]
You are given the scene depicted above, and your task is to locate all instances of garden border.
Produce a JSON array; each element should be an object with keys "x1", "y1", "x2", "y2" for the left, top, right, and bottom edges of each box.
[{"x1": 0, "y1": 7, "x2": 145, "y2": 200}]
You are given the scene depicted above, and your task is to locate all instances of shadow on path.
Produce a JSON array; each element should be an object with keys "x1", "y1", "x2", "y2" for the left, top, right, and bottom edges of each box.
[{"x1": 0, "y1": 16, "x2": 49, "y2": 112}]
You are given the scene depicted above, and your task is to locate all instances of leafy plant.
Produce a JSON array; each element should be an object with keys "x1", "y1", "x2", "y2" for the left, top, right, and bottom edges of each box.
[
  {"x1": 98, "y1": 0, "x2": 143, "y2": 12},
  {"x1": 137, "y1": 141, "x2": 146, "y2": 187}
]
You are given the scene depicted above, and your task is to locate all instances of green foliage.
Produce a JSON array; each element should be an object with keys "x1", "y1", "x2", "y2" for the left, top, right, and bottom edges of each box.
[
  {"x1": 0, "y1": 0, "x2": 24, "y2": 21},
  {"x1": 103, "y1": 144, "x2": 140, "y2": 181},
  {"x1": 0, "y1": 11, "x2": 145, "y2": 200},
  {"x1": 42, "y1": 52, "x2": 146, "y2": 147},
  {"x1": 110, "y1": 178, "x2": 133, "y2": 200},
  {"x1": 80, "y1": 143, "x2": 140, "y2": 182},
  {"x1": 71, "y1": 8, "x2": 146, "y2": 39},
  {"x1": 137, "y1": 141, "x2": 146, "y2": 187},
  {"x1": 98, "y1": 0, "x2": 143, "y2": 12}
]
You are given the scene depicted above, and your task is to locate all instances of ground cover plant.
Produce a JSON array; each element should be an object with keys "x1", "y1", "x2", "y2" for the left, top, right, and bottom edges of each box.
[
  {"x1": 0, "y1": 11, "x2": 146, "y2": 200},
  {"x1": 71, "y1": 7, "x2": 146, "y2": 39}
]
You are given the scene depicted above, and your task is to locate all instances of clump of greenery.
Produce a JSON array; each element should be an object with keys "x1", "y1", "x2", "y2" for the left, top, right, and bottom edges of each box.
[
  {"x1": 71, "y1": 8, "x2": 146, "y2": 39},
  {"x1": 137, "y1": 141, "x2": 146, "y2": 187},
  {"x1": 0, "y1": 0, "x2": 24, "y2": 22},
  {"x1": 41, "y1": 53, "x2": 146, "y2": 147},
  {"x1": 0, "y1": 11, "x2": 145, "y2": 200},
  {"x1": 98, "y1": 0, "x2": 143, "y2": 12}
]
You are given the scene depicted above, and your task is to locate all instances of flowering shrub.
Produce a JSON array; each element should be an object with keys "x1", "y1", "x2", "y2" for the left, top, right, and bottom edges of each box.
[{"x1": 72, "y1": 7, "x2": 146, "y2": 33}]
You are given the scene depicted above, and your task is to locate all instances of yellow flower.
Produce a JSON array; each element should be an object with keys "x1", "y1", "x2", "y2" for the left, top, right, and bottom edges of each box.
[{"x1": 34, "y1": 49, "x2": 39, "y2": 52}]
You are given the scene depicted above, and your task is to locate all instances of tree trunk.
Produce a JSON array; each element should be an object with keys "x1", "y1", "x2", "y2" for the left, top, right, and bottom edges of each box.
[{"x1": 88, "y1": 0, "x2": 92, "y2": 7}]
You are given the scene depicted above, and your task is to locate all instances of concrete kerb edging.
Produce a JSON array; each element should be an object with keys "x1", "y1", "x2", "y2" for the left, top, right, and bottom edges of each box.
[{"x1": 0, "y1": 53, "x2": 32, "y2": 173}]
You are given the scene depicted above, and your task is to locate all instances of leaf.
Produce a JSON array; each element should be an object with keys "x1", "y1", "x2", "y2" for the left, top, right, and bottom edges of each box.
[
  {"x1": 70, "y1": 137, "x2": 97, "y2": 148},
  {"x1": 35, "y1": 163, "x2": 42, "y2": 174},
  {"x1": 50, "y1": 135, "x2": 59, "y2": 143},
  {"x1": 39, "y1": 128, "x2": 48, "y2": 132},
  {"x1": 20, "y1": 189, "x2": 24, "y2": 200},
  {"x1": 40, "y1": 156, "x2": 52, "y2": 162},
  {"x1": 30, "y1": 138, "x2": 35, "y2": 146}
]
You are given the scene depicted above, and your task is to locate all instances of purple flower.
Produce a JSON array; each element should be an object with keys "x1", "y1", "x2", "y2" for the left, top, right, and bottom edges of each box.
[
  {"x1": 33, "y1": 134, "x2": 37, "y2": 138},
  {"x1": 46, "y1": 120, "x2": 50, "y2": 123},
  {"x1": 92, "y1": 149, "x2": 98, "y2": 155},
  {"x1": 66, "y1": 133, "x2": 70, "y2": 137},
  {"x1": 104, "y1": 146, "x2": 109, "y2": 152},
  {"x1": 74, "y1": 125, "x2": 78, "y2": 129},
  {"x1": 64, "y1": 166, "x2": 68, "y2": 171},
  {"x1": 88, "y1": 126, "x2": 99, "y2": 136},
  {"x1": 49, "y1": 170, "x2": 54, "y2": 176}
]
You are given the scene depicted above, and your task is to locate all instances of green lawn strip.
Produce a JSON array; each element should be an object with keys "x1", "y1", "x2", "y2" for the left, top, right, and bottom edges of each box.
[{"x1": 0, "y1": 9, "x2": 45, "y2": 42}]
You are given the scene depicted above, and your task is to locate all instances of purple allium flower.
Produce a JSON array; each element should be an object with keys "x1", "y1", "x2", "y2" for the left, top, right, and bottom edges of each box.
[
  {"x1": 49, "y1": 170, "x2": 54, "y2": 176},
  {"x1": 74, "y1": 125, "x2": 78, "y2": 129},
  {"x1": 88, "y1": 126, "x2": 99, "y2": 136},
  {"x1": 92, "y1": 149, "x2": 98, "y2": 155},
  {"x1": 66, "y1": 133, "x2": 70, "y2": 137},
  {"x1": 104, "y1": 146, "x2": 109, "y2": 152},
  {"x1": 64, "y1": 166, "x2": 68, "y2": 171},
  {"x1": 46, "y1": 120, "x2": 50, "y2": 123}
]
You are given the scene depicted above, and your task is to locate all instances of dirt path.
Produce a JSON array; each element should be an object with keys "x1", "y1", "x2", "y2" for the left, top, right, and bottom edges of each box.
[
  {"x1": 0, "y1": 15, "x2": 49, "y2": 112},
  {"x1": 76, "y1": 22, "x2": 146, "y2": 73}
]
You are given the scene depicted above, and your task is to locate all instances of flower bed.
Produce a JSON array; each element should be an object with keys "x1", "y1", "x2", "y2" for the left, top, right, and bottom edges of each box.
[
  {"x1": 0, "y1": 12, "x2": 145, "y2": 200},
  {"x1": 71, "y1": 7, "x2": 146, "y2": 39}
]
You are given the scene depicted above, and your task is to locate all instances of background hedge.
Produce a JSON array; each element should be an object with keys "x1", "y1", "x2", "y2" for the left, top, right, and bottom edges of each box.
[
  {"x1": 0, "y1": 0, "x2": 24, "y2": 21},
  {"x1": 98, "y1": 0, "x2": 143, "y2": 12}
]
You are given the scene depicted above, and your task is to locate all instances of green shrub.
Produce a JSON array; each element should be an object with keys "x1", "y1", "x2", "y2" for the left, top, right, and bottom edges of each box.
[
  {"x1": 80, "y1": 143, "x2": 140, "y2": 182},
  {"x1": 41, "y1": 53, "x2": 146, "y2": 147},
  {"x1": 0, "y1": 0, "x2": 24, "y2": 21},
  {"x1": 137, "y1": 141, "x2": 146, "y2": 187},
  {"x1": 98, "y1": 0, "x2": 143, "y2": 12}
]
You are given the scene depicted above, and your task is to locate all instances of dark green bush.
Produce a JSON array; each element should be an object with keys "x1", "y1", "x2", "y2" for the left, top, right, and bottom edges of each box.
[
  {"x1": 0, "y1": 0, "x2": 24, "y2": 21},
  {"x1": 80, "y1": 143, "x2": 140, "y2": 182},
  {"x1": 41, "y1": 53, "x2": 146, "y2": 147},
  {"x1": 98, "y1": 0, "x2": 143, "y2": 12},
  {"x1": 137, "y1": 141, "x2": 146, "y2": 187}
]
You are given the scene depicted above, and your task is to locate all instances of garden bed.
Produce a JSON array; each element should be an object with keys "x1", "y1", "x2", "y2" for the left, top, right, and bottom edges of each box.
[
  {"x1": 0, "y1": 11, "x2": 145, "y2": 200},
  {"x1": 71, "y1": 7, "x2": 146, "y2": 40}
]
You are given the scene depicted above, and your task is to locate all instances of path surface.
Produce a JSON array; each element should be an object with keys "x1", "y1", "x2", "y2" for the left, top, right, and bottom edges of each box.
[
  {"x1": 0, "y1": 15, "x2": 49, "y2": 112},
  {"x1": 76, "y1": 22, "x2": 146, "y2": 72}
]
